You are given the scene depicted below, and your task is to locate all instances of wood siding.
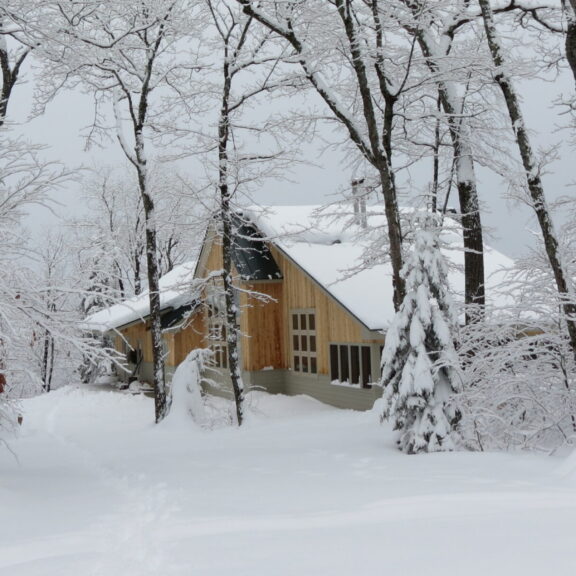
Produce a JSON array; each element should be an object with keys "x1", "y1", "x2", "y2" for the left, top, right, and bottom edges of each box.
[
  {"x1": 173, "y1": 312, "x2": 205, "y2": 365},
  {"x1": 269, "y1": 245, "x2": 372, "y2": 376},
  {"x1": 199, "y1": 231, "x2": 223, "y2": 275},
  {"x1": 199, "y1": 231, "x2": 286, "y2": 372},
  {"x1": 240, "y1": 282, "x2": 284, "y2": 371}
]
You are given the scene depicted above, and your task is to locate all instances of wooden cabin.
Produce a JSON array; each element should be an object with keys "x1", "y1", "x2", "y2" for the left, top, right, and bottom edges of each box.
[
  {"x1": 188, "y1": 206, "x2": 394, "y2": 410},
  {"x1": 85, "y1": 204, "x2": 514, "y2": 411}
]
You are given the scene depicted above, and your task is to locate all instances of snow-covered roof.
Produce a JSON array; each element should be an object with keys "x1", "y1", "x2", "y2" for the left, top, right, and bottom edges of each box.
[
  {"x1": 241, "y1": 205, "x2": 515, "y2": 331},
  {"x1": 83, "y1": 261, "x2": 198, "y2": 332}
]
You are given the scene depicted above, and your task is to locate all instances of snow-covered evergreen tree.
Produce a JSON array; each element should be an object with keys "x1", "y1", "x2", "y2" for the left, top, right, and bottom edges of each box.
[{"x1": 380, "y1": 213, "x2": 461, "y2": 454}]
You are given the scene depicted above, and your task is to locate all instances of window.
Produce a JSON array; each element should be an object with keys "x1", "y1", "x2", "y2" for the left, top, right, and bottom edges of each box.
[
  {"x1": 207, "y1": 290, "x2": 228, "y2": 369},
  {"x1": 291, "y1": 310, "x2": 317, "y2": 374},
  {"x1": 330, "y1": 344, "x2": 372, "y2": 387}
]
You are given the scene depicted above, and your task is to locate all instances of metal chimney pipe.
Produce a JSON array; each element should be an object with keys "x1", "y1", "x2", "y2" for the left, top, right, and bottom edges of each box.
[{"x1": 352, "y1": 178, "x2": 367, "y2": 228}]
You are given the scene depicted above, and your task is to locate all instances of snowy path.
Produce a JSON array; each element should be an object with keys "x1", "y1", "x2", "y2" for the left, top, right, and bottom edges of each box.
[
  {"x1": 2, "y1": 386, "x2": 576, "y2": 575},
  {"x1": 1, "y1": 389, "x2": 178, "y2": 576}
]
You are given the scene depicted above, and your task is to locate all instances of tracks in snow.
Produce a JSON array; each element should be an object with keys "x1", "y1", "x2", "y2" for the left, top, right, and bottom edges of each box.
[{"x1": 26, "y1": 389, "x2": 181, "y2": 576}]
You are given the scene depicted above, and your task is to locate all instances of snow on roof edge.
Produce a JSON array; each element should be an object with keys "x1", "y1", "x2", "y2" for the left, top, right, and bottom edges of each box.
[{"x1": 82, "y1": 260, "x2": 199, "y2": 333}]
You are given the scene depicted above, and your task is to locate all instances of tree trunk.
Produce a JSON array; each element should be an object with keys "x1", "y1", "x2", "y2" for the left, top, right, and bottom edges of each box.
[
  {"x1": 41, "y1": 330, "x2": 52, "y2": 392},
  {"x1": 479, "y1": 0, "x2": 576, "y2": 357},
  {"x1": 134, "y1": 252, "x2": 142, "y2": 296},
  {"x1": 134, "y1": 130, "x2": 169, "y2": 423},
  {"x1": 566, "y1": 0, "x2": 576, "y2": 84},
  {"x1": 334, "y1": 0, "x2": 405, "y2": 310},
  {"x1": 0, "y1": 20, "x2": 29, "y2": 128},
  {"x1": 219, "y1": 55, "x2": 244, "y2": 426},
  {"x1": 412, "y1": 28, "x2": 486, "y2": 323}
]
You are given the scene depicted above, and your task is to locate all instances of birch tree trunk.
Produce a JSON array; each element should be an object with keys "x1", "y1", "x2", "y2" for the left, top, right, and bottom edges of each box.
[
  {"x1": 479, "y1": 0, "x2": 576, "y2": 357},
  {"x1": 218, "y1": 46, "x2": 244, "y2": 426},
  {"x1": 403, "y1": 0, "x2": 486, "y2": 322},
  {"x1": 131, "y1": 92, "x2": 169, "y2": 421},
  {"x1": 136, "y1": 155, "x2": 169, "y2": 422}
]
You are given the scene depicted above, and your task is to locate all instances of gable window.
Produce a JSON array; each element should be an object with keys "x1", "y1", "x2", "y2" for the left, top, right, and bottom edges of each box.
[
  {"x1": 291, "y1": 310, "x2": 317, "y2": 374},
  {"x1": 330, "y1": 344, "x2": 372, "y2": 387}
]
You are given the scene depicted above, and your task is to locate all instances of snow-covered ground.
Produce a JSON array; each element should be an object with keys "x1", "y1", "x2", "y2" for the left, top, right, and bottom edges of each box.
[{"x1": 2, "y1": 385, "x2": 576, "y2": 576}]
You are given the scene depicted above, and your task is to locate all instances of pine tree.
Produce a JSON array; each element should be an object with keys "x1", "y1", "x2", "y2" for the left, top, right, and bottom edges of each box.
[{"x1": 380, "y1": 213, "x2": 461, "y2": 454}]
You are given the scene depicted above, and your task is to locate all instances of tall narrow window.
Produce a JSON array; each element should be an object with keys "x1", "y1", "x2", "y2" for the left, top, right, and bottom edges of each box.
[
  {"x1": 291, "y1": 310, "x2": 317, "y2": 374},
  {"x1": 207, "y1": 287, "x2": 228, "y2": 369}
]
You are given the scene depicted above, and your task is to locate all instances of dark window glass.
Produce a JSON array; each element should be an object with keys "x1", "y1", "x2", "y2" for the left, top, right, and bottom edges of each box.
[
  {"x1": 301, "y1": 335, "x2": 308, "y2": 351},
  {"x1": 300, "y1": 314, "x2": 307, "y2": 330},
  {"x1": 330, "y1": 345, "x2": 339, "y2": 381},
  {"x1": 340, "y1": 345, "x2": 349, "y2": 382},
  {"x1": 311, "y1": 357, "x2": 317, "y2": 374},
  {"x1": 302, "y1": 356, "x2": 309, "y2": 373},
  {"x1": 362, "y1": 346, "x2": 372, "y2": 386},
  {"x1": 222, "y1": 347, "x2": 228, "y2": 369},
  {"x1": 293, "y1": 335, "x2": 299, "y2": 351},
  {"x1": 308, "y1": 314, "x2": 315, "y2": 331},
  {"x1": 292, "y1": 314, "x2": 298, "y2": 330},
  {"x1": 351, "y1": 345, "x2": 360, "y2": 384},
  {"x1": 310, "y1": 335, "x2": 316, "y2": 352},
  {"x1": 294, "y1": 356, "x2": 300, "y2": 372}
]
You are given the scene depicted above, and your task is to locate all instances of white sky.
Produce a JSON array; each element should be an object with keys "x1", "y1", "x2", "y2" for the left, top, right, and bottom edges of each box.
[{"x1": 8, "y1": 50, "x2": 575, "y2": 259}]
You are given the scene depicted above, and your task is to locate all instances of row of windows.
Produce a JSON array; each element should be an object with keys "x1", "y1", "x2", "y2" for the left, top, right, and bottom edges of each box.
[
  {"x1": 207, "y1": 304, "x2": 376, "y2": 385},
  {"x1": 290, "y1": 310, "x2": 374, "y2": 387},
  {"x1": 330, "y1": 344, "x2": 373, "y2": 388}
]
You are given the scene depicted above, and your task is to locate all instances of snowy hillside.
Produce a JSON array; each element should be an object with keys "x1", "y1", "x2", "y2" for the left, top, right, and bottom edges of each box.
[{"x1": 1, "y1": 386, "x2": 576, "y2": 575}]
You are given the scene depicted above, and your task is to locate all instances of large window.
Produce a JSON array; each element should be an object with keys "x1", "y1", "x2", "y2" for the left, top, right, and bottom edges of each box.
[
  {"x1": 291, "y1": 310, "x2": 317, "y2": 374},
  {"x1": 330, "y1": 344, "x2": 372, "y2": 387},
  {"x1": 207, "y1": 291, "x2": 228, "y2": 369}
]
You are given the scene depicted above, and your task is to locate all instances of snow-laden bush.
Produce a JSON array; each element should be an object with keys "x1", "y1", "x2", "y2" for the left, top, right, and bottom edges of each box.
[
  {"x1": 458, "y1": 242, "x2": 576, "y2": 452},
  {"x1": 164, "y1": 349, "x2": 211, "y2": 427},
  {"x1": 459, "y1": 318, "x2": 576, "y2": 452},
  {"x1": 380, "y1": 214, "x2": 462, "y2": 454}
]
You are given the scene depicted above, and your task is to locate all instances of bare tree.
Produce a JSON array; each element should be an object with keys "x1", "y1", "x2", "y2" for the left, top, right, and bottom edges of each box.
[
  {"x1": 206, "y1": 0, "x2": 296, "y2": 425},
  {"x1": 397, "y1": 0, "x2": 487, "y2": 322},
  {"x1": 478, "y1": 0, "x2": 576, "y2": 358},
  {"x1": 31, "y1": 0, "x2": 205, "y2": 422},
  {"x1": 0, "y1": 9, "x2": 31, "y2": 126},
  {"x1": 236, "y1": 0, "x2": 413, "y2": 310},
  {"x1": 216, "y1": 5, "x2": 245, "y2": 423}
]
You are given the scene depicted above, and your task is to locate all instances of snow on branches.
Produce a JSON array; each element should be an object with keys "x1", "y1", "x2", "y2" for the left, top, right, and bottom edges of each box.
[{"x1": 380, "y1": 213, "x2": 461, "y2": 454}]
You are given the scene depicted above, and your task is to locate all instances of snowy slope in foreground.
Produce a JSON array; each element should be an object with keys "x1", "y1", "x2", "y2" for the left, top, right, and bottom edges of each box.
[{"x1": 2, "y1": 387, "x2": 576, "y2": 576}]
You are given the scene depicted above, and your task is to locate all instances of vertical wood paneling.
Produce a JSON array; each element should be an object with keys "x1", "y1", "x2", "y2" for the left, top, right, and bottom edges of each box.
[
  {"x1": 240, "y1": 282, "x2": 284, "y2": 371},
  {"x1": 269, "y1": 246, "x2": 362, "y2": 375},
  {"x1": 173, "y1": 311, "x2": 206, "y2": 365},
  {"x1": 202, "y1": 235, "x2": 223, "y2": 274},
  {"x1": 118, "y1": 323, "x2": 152, "y2": 362}
]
